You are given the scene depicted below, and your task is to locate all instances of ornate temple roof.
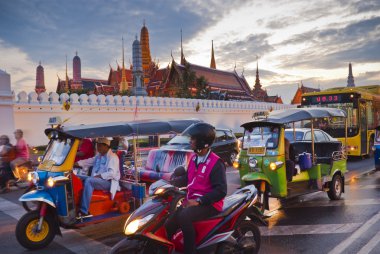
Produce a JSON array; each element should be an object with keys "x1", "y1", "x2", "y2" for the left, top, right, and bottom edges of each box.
[{"x1": 163, "y1": 60, "x2": 254, "y2": 100}]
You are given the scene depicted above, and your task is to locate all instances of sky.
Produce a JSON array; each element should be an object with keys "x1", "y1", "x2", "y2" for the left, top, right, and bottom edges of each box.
[{"x1": 0, "y1": 0, "x2": 379, "y2": 104}]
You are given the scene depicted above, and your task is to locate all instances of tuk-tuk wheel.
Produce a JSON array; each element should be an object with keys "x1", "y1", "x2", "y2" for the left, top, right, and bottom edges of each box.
[
  {"x1": 16, "y1": 210, "x2": 56, "y2": 250},
  {"x1": 327, "y1": 174, "x2": 343, "y2": 200}
]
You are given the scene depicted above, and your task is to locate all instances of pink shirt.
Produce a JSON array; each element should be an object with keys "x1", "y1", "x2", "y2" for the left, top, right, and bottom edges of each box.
[{"x1": 16, "y1": 138, "x2": 29, "y2": 160}]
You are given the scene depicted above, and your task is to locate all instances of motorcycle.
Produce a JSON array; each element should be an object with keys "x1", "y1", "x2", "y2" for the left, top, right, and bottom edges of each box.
[{"x1": 110, "y1": 174, "x2": 266, "y2": 254}]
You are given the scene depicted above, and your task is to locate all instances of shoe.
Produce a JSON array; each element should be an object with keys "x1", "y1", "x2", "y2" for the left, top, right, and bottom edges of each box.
[{"x1": 76, "y1": 211, "x2": 93, "y2": 220}]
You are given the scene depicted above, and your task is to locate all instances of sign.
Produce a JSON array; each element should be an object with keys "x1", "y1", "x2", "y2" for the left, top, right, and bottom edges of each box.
[
  {"x1": 247, "y1": 146, "x2": 266, "y2": 156},
  {"x1": 311, "y1": 94, "x2": 341, "y2": 104}
]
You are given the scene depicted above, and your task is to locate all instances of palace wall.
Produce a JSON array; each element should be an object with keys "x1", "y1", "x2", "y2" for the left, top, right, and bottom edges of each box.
[{"x1": 10, "y1": 91, "x2": 294, "y2": 146}]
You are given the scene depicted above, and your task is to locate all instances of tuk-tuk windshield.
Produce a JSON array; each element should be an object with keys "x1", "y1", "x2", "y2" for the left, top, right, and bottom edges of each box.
[
  {"x1": 42, "y1": 138, "x2": 74, "y2": 167},
  {"x1": 242, "y1": 126, "x2": 280, "y2": 149}
]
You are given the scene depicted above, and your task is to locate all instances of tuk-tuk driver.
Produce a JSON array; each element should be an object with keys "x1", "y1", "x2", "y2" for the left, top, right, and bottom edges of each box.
[{"x1": 74, "y1": 138, "x2": 120, "y2": 218}]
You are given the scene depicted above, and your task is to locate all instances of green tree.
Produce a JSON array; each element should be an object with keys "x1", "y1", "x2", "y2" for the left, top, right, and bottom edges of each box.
[
  {"x1": 195, "y1": 76, "x2": 210, "y2": 99},
  {"x1": 177, "y1": 62, "x2": 195, "y2": 98}
]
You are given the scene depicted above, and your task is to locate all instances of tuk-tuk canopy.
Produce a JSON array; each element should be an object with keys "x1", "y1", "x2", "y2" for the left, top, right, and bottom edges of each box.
[
  {"x1": 242, "y1": 108, "x2": 346, "y2": 129},
  {"x1": 45, "y1": 119, "x2": 202, "y2": 139}
]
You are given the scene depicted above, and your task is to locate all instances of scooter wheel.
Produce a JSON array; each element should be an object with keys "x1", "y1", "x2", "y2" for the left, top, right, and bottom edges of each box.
[{"x1": 15, "y1": 210, "x2": 56, "y2": 250}]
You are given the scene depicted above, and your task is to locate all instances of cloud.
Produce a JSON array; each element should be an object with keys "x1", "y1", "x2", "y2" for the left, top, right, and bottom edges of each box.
[
  {"x1": 276, "y1": 16, "x2": 380, "y2": 69},
  {"x1": 216, "y1": 34, "x2": 274, "y2": 68},
  {"x1": 350, "y1": 0, "x2": 380, "y2": 14}
]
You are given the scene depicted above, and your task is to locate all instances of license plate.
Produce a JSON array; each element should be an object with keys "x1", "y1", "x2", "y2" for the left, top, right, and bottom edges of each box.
[{"x1": 248, "y1": 147, "x2": 266, "y2": 155}]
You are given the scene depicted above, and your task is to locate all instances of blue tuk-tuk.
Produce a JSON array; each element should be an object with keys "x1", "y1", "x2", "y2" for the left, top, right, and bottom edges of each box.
[{"x1": 16, "y1": 119, "x2": 200, "y2": 250}]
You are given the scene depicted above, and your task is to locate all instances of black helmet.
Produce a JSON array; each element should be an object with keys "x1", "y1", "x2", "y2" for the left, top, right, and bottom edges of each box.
[{"x1": 183, "y1": 123, "x2": 216, "y2": 151}]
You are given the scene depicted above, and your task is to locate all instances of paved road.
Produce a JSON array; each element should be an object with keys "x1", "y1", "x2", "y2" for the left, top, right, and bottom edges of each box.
[{"x1": 0, "y1": 158, "x2": 378, "y2": 254}]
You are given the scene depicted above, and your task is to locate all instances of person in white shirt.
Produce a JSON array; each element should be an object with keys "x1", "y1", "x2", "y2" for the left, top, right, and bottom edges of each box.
[{"x1": 74, "y1": 138, "x2": 120, "y2": 218}]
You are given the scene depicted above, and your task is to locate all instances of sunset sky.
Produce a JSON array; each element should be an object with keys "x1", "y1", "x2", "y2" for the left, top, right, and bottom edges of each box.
[{"x1": 0, "y1": 0, "x2": 379, "y2": 103}]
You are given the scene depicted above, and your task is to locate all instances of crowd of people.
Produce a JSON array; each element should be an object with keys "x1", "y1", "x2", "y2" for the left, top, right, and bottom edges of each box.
[{"x1": 0, "y1": 129, "x2": 30, "y2": 193}]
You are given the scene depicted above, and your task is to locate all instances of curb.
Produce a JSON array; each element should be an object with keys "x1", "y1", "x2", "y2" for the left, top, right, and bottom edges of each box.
[{"x1": 345, "y1": 167, "x2": 377, "y2": 184}]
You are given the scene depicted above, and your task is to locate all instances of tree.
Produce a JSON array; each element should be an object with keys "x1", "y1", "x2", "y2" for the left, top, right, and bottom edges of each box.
[
  {"x1": 177, "y1": 62, "x2": 195, "y2": 98},
  {"x1": 195, "y1": 76, "x2": 210, "y2": 99}
]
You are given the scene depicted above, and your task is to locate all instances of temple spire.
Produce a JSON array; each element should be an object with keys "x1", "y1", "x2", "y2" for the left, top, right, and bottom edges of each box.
[
  {"x1": 180, "y1": 29, "x2": 185, "y2": 65},
  {"x1": 347, "y1": 62, "x2": 355, "y2": 87},
  {"x1": 254, "y1": 55, "x2": 261, "y2": 90},
  {"x1": 120, "y1": 37, "x2": 128, "y2": 91},
  {"x1": 210, "y1": 40, "x2": 216, "y2": 69},
  {"x1": 35, "y1": 61, "x2": 46, "y2": 94}
]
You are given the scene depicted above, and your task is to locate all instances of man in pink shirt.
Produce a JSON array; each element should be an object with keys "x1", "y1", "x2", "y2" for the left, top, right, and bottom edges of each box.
[{"x1": 10, "y1": 129, "x2": 29, "y2": 180}]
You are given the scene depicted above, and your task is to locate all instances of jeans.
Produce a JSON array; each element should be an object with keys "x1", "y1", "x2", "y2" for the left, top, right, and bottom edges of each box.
[
  {"x1": 80, "y1": 177, "x2": 110, "y2": 214},
  {"x1": 165, "y1": 205, "x2": 219, "y2": 254}
]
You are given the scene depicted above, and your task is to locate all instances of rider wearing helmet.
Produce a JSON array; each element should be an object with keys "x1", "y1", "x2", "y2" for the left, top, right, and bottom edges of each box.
[{"x1": 165, "y1": 123, "x2": 227, "y2": 254}]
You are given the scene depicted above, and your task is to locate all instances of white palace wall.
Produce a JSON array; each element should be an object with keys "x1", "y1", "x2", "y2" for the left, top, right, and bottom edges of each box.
[{"x1": 9, "y1": 91, "x2": 294, "y2": 146}]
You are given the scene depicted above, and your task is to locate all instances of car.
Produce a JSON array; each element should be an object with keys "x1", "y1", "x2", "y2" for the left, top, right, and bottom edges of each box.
[
  {"x1": 284, "y1": 128, "x2": 338, "y2": 142},
  {"x1": 136, "y1": 127, "x2": 240, "y2": 183},
  {"x1": 161, "y1": 128, "x2": 240, "y2": 166}
]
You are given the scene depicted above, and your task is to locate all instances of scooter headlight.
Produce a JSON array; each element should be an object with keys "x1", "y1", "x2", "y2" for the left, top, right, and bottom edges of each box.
[
  {"x1": 124, "y1": 214, "x2": 154, "y2": 235},
  {"x1": 27, "y1": 172, "x2": 39, "y2": 184}
]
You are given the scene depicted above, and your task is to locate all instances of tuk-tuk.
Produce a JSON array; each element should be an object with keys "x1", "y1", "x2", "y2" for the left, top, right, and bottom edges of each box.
[
  {"x1": 234, "y1": 108, "x2": 347, "y2": 212},
  {"x1": 375, "y1": 126, "x2": 380, "y2": 171},
  {"x1": 15, "y1": 119, "x2": 200, "y2": 250}
]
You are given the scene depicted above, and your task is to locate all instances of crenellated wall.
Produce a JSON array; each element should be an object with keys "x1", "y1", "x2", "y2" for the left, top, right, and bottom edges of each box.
[{"x1": 12, "y1": 91, "x2": 295, "y2": 146}]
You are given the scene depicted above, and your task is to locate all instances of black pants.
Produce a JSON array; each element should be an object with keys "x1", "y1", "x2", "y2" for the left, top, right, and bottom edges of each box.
[
  {"x1": 286, "y1": 160, "x2": 295, "y2": 182},
  {"x1": 0, "y1": 165, "x2": 12, "y2": 189},
  {"x1": 165, "y1": 205, "x2": 219, "y2": 254}
]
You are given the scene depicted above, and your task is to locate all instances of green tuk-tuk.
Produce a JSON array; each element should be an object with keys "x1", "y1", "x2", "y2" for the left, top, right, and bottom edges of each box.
[{"x1": 234, "y1": 108, "x2": 347, "y2": 212}]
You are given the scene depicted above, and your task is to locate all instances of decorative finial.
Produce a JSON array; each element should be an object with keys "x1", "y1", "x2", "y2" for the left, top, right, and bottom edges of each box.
[
  {"x1": 135, "y1": 34, "x2": 138, "y2": 40},
  {"x1": 76, "y1": 51, "x2": 77, "y2": 56},
  {"x1": 39, "y1": 60, "x2": 41, "y2": 65},
  {"x1": 143, "y1": 19, "x2": 145, "y2": 26}
]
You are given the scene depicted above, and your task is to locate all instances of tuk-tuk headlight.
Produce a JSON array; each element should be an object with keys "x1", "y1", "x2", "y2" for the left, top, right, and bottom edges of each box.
[
  {"x1": 233, "y1": 161, "x2": 239, "y2": 169},
  {"x1": 27, "y1": 172, "x2": 39, "y2": 184},
  {"x1": 124, "y1": 214, "x2": 154, "y2": 235},
  {"x1": 269, "y1": 161, "x2": 284, "y2": 171},
  {"x1": 249, "y1": 158, "x2": 258, "y2": 168},
  {"x1": 47, "y1": 177, "x2": 55, "y2": 187}
]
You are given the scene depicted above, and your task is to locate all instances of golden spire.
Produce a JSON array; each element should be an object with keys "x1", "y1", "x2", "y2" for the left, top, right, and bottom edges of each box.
[
  {"x1": 210, "y1": 40, "x2": 216, "y2": 69},
  {"x1": 120, "y1": 37, "x2": 128, "y2": 91}
]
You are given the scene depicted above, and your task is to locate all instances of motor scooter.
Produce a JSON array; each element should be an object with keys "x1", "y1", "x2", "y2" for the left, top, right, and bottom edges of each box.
[{"x1": 110, "y1": 176, "x2": 266, "y2": 254}]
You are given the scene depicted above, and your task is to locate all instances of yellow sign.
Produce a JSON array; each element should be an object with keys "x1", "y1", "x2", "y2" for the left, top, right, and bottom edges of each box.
[{"x1": 248, "y1": 147, "x2": 266, "y2": 155}]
